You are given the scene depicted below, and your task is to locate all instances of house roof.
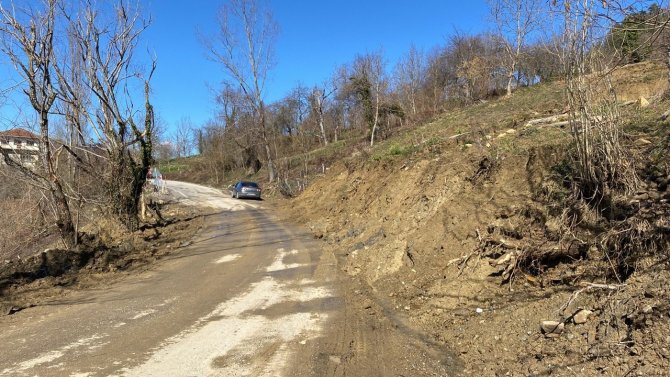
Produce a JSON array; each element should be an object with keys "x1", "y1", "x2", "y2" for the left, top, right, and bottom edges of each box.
[{"x1": 0, "y1": 128, "x2": 40, "y2": 140}]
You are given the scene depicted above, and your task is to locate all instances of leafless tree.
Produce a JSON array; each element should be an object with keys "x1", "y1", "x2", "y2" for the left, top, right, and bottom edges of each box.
[
  {"x1": 489, "y1": 0, "x2": 543, "y2": 96},
  {"x1": 68, "y1": 0, "x2": 156, "y2": 230},
  {"x1": 204, "y1": 0, "x2": 279, "y2": 181},
  {"x1": 174, "y1": 117, "x2": 193, "y2": 158},
  {"x1": 394, "y1": 44, "x2": 425, "y2": 119},
  {"x1": 310, "y1": 82, "x2": 336, "y2": 146},
  {"x1": 0, "y1": 0, "x2": 77, "y2": 248}
]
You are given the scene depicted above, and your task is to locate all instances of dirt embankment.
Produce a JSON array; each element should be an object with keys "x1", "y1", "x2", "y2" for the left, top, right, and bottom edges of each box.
[
  {"x1": 280, "y1": 67, "x2": 670, "y2": 375},
  {"x1": 0, "y1": 202, "x2": 205, "y2": 316}
]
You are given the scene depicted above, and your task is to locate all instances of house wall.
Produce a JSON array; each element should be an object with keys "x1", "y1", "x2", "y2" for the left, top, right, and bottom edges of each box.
[{"x1": 0, "y1": 137, "x2": 39, "y2": 168}]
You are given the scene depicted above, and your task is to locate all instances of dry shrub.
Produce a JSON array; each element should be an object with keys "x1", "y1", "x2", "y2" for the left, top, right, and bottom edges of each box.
[
  {"x1": 0, "y1": 194, "x2": 50, "y2": 260},
  {"x1": 602, "y1": 207, "x2": 670, "y2": 281}
]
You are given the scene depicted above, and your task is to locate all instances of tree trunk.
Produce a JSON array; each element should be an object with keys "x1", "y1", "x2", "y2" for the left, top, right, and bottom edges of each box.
[
  {"x1": 259, "y1": 102, "x2": 275, "y2": 182},
  {"x1": 39, "y1": 114, "x2": 76, "y2": 249},
  {"x1": 370, "y1": 83, "x2": 381, "y2": 147},
  {"x1": 506, "y1": 71, "x2": 514, "y2": 96},
  {"x1": 317, "y1": 95, "x2": 328, "y2": 146}
]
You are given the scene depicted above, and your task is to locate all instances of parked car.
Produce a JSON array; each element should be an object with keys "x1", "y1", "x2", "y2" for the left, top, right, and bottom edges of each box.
[{"x1": 231, "y1": 181, "x2": 262, "y2": 199}]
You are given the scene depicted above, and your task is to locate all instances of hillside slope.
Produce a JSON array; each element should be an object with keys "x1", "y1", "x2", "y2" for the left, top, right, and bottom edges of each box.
[{"x1": 280, "y1": 61, "x2": 670, "y2": 376}]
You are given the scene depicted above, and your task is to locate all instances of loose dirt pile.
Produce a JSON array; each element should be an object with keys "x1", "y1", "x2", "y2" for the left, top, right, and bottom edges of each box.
[
  {"x1": 279, "y1": 63, "x2": 670, "y2": 376},
  {"x1": 0, "y1": 201, "x2": 205, "y2": 317}
]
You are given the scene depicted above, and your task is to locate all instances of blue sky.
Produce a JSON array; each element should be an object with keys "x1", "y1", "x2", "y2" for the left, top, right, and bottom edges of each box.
[
  {"x1": 144, "y1": 0, "x2": 490, "y2": 132},
  {"x1": 0, "y1": 1, "x2": 490, "y2": 134}
]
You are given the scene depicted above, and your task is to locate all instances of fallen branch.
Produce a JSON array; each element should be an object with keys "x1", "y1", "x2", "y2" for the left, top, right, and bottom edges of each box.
[
  {"x1": 559, "y1": 282, "x2": 627, "y2": 315},
  {"x1": 485, "y1": 237, "x2": 523, "y2": 250},
  {"x1": 525, "y1": 113, "x2": 569, "y2": 128}
]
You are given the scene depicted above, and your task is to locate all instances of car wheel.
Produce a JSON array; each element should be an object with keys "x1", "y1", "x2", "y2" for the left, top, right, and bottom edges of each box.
[{"x1": 235, "y1": 192, "x2": 239, "y2": 199}]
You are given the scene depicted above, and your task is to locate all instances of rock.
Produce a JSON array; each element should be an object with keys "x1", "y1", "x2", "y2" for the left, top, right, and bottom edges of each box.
[
  {"x1": 573, "y1": 309, "x2": 593, "y2": 324},
  {"x1": 506, "y1": 128, "x2": 516, "y2": 134},
  {"x1": 639, "y1": 96, "x2": 650, "y2": 108},
  {"x1": 642, "y1": 305, "x2": 653, "y2": 314},
  {"x1": 465, "y1": 143, "x2": 473, "y2": 148},
  {"x1": 541, "y1": 320, "x2": 565, "y2": 337},
  {"x1": 476, "y1": 308, "x2": 484, "y2": 314}
]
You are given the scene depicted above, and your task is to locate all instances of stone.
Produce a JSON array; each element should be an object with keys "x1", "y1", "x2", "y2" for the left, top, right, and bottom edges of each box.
[
  {"x1": 541, "y1": 320, "x2": 564, "y2": 337},
  {"x1": 639, "y1": 96, "x2": 650, "y2": 108},
  {"x1": 642, "y1": 305, "x2": 653, "y2": 314},
  {"x1": 506, "y1": 128, "x2": 517, "y2": 134},
  {"x1": 573, "y1": 309, "x2": 593, "y2": 324}
]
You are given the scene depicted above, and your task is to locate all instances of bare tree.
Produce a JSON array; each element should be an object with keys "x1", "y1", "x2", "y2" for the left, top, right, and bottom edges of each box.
[
  {"x1": 68, "y1": 1, "x2": 156, "y2": 230},
  {"x1": 310, "y1": 82, "x2": 336, "y2": 146},
  {"x1": 489, "y1": 0, "x2": 543, "y2": 96},
  {"x1": 204, "y1": 0, "x2": 279, "y2": 181},
  {"x1": 174, "y1": 117, "x2": 193, "y2": 158},
  {"x1": 0, "y1": 0, "x2": 77, "y2": 248},
  {"x1": 394, "y1": 44, "x2": 425, "y2": 119}
]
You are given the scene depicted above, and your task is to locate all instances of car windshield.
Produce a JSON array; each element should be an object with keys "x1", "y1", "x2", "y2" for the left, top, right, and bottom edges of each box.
[{"x1": 241, "y1": 182, "x2": 258, "y2": 188}]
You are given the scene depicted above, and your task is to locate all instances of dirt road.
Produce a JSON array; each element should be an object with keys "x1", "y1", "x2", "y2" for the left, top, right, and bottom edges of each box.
[
  {"x1": 0, "y1": 181, "x2": 460, "y2": 376},
  {"x1": 0, "y1": 181, "x2": 338, "y2": 376}
]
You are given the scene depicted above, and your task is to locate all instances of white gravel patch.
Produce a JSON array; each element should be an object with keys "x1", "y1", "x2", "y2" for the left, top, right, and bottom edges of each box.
[
  {"x1": 131, "y1": 309, "x2": 157, "y2": 320},
  {"x1": 2, "y1": 335, "x2": 105, "y2": 375},
  {"x1": 266, "y1": 248, "x2": 306, "y2": 272},
  {"x1": 215, "y1": 254, "x2": 241, "y2": 264},
  {"x1": 117, "y1": 277, "x2": 333, "y2": 377}
]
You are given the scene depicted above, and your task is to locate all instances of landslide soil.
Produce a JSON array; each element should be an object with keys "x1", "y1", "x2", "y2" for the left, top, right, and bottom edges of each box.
[
  {"x1": 279, "y1": 62, "x2": 670, "y2": 376},
  {"x1": 0, "y1": 201, "x2": 205, "y2": 317}
]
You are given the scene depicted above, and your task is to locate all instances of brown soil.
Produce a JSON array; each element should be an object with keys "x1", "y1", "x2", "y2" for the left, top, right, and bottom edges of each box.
[
  {"x1": 0, "y1": 201, "x2": 205, "y2": 317},
  {"x1": 278, "y1": 63, "x2": 670, "y2": 376}
]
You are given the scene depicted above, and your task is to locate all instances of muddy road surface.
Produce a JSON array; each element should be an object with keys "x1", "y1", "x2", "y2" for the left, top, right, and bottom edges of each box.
[{"x1": 0, "y1": 181, "x2": 459, "y2": 376}]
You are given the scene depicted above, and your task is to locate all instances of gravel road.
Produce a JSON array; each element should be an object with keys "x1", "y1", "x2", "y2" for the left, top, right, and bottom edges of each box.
[{"x1": 0, "y1": 181, "x2": 338, "y2": 376}]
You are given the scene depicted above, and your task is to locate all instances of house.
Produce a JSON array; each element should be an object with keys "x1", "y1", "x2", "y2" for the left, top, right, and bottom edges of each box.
[{"x1": 0, "y1": 128, "x2": 40, "y2": 168}]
